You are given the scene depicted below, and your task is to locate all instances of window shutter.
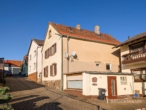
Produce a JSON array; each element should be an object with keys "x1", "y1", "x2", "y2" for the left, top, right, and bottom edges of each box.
[
  {"x1": 45, "y1": 51, "x2": 46, "y2": 59},
  {"x1": 50, "y1": 47, "x2": 52, "y2": 56},
  {"x1": 54, "y1": 43, "x2": 56, "y2": 53},
  {"x1": 48, "y1": 48, "x2": 49, "y2": 58},
  {"x1": 50, "y1": 65, "x2": 52, "y2": 76},
  {"x1": 46, "y1": 66, "x2": 48, "y2": 77},
  {"x1": 54, "y1": 64, "x2": 57, "y2": 75},
  {"x1": 44, "y1": 68, "x2": 46, "y2": 77}
]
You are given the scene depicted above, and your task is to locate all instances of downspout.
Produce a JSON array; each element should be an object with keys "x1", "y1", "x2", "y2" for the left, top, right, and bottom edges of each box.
[
  {"x1": 60, "y1": 35, "x2": 63, "y2": 91},
  {"x1": 67, "y1": 36, "x2": 69, "y2": 73},
  {"x1": 36, "y1": 46, "x2": 41, "y2": 82},
  {"x1": 55, "y1": 33, "x2": 69, "y2": 91}
]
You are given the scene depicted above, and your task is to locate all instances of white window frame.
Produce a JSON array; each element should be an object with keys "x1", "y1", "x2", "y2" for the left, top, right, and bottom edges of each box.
[
  {"x1": 120, "y1": 77, "x2": 127, "y2": 85},
  {"x1": 106, "y1": 63, "x2": 112, "y2": 70}
]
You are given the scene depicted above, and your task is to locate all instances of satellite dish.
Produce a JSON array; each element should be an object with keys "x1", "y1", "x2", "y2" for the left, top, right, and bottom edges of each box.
[
  {"x1": 65, "y1": 52, "x2": 69, "y2": 58},
  {"x1": 72, "y1": 51, "x2": 76, "y2": 57}
]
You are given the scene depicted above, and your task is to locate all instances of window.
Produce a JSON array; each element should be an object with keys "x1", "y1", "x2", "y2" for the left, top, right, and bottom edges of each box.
[
  {"x1": 48, "y1": 30, "x2": 51, "y2": 38},
  {"x1": 106, "y1": 63, "x2": 111, "y2": 70},
  {"x1": 96, "y1": 64, "x2": 100, "y2": 66},
  {"x1": 51, "y1": 43, "x2": 56, "y2": 55},
  {"x1": 134, "y1": 75, "x2": 140, "y2": 80},
  {"x1": 45, "y1": 43, "x2": 57, "y2": 59},
  {"x1": 44, "y1": 66, "x2": 48, "y2": 77},
  {"x1": 34, "y1": 63, "x2": 36, "y2": 69},
  {"x1": 120, "y1": 77, "x2": 127, "y2": 85},
  {"x1": 50, "y1": 63, "x2": 57, "y2": 76}
]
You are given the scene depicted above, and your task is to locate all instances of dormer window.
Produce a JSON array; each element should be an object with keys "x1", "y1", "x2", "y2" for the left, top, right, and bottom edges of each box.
[{"x1": 49, "y1": 30, "x2": 51, "y2": 38}]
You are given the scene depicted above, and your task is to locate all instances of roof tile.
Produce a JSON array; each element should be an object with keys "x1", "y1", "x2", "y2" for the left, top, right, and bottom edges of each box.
[{"x1": 50, "y1": 22, "x2": 120, "y2": 45}]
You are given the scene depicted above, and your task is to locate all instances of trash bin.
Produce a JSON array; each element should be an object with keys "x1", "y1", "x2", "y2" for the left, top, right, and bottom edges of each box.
[{"x1": 98, "y1": 88, "x2": 105, "y2": 100}]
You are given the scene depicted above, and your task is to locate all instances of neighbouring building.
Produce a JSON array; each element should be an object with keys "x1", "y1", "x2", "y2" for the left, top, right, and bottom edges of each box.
[
  {"x1": 28, "y1": 39, "x2": 44, "y2": 82},
  {"x1": 4, "y1": 60, "x2": 22, "y2": 74},
  {"x1": 21, "y1": 55, "x2": 28, "y2": 76},
  {"x1": 115, "y1": 32, "x2": 146, "y2": 97}
]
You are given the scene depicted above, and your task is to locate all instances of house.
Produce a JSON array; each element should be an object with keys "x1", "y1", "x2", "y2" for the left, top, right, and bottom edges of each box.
[
  {"x1": 64, "y1": 71, "x2": 134, "y2": 99},
  {"x1": 4, "y1": 60, "x2": 22, "y2": 74},
  {"x1": 28, "y1": 39, "x2": 44, "y2": 82},
  {"x1": 21, "y1": 55, "x2": 28, "y2": 76},
  {"x1": 115, "y1": 32, "x2": 146, "y2": 97}
]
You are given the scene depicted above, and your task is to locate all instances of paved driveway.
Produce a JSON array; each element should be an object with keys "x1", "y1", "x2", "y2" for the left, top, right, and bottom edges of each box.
[{"x1": 5, "y1": 75, "x2": 146, "y2": 110}]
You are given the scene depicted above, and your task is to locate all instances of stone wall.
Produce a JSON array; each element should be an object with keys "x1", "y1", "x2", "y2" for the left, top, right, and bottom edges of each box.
[
  {"x1": 44, "y1": 80, "x2": 60, "y2": 90},
  {"x1": 28, "y1": 72, "x2": 37, "y2": 82}
]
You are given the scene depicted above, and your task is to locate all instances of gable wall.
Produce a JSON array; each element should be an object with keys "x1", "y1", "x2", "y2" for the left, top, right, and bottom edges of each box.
[
  {"x1": 63, "y1": 38, "x2": 120, "y2": 73},
  {"x1": 42, "y1": 25, "x2": 62, "y2": 81}
]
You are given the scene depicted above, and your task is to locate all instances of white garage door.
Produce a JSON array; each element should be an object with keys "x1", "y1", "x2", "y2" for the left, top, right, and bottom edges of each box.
[{"x1": 67, "y1": 80, "x2": 82, "y2": 89}]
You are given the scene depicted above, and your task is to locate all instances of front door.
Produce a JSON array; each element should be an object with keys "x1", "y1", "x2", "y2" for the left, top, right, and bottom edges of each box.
[{"x1": 107, "y1": 76, "x2": 117, "y2": 99}]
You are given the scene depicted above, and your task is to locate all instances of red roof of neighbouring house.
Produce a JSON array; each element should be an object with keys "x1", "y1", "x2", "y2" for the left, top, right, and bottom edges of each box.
[
  {"x1": 4, "y1": 60, "x2": 22, "y2": 67},
  {"x1": 50, "y1": 22, "x2": 120, "y2": 45}
]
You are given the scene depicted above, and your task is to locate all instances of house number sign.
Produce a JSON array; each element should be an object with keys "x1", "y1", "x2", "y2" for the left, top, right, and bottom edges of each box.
[{"x1": 92, "y1": 77, "x2": 97, "y2": 86}]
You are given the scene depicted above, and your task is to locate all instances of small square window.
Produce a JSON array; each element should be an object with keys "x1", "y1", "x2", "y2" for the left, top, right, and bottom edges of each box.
[
  {"x1": 106, "y1": 64, "x2": 111, "y2": 70},
  {"x1": 120, "y1": 77, "x2": 127, "y2": 85}
]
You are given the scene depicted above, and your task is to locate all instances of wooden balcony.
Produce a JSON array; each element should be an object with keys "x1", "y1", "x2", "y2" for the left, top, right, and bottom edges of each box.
[{"x1": 122, "y1": 50, "x2": 146, "y2": 64}]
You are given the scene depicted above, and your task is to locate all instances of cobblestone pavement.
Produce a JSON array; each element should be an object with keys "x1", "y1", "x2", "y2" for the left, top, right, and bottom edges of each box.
[{"x1": 5, "y1": 75, "x2": 146, "y2": 110}]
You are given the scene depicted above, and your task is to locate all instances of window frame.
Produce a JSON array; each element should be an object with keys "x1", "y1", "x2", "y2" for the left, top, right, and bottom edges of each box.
[
  {"x1": 48, "y1": 30, "x2": 51, "y2": 39},
  {"x1": 50, "y1": 63, "x2": 57, "y2": 76},
  {"x1": 120, "y1": 77, "x2": 127, "y2": 85},
  {"x1": 106, "y1": 63, "x2": 111, "y2": 70},
  {"x1": 44, "y1": 66, "x2": 48, "y2": 77}
]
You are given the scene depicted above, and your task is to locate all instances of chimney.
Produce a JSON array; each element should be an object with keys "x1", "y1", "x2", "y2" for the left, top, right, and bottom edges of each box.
[
  {"x1": 94, "y1": 25, "x2": 100, "y2": 35},
  {"x1": 76, "y1": 24, "x2": 81, "y2": 30},
  {"x1": 128, "y1": 36, "x2": 130, "y2": 39}
]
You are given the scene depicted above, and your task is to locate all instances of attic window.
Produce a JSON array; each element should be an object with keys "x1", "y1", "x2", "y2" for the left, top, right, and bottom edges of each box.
[{"x1": 48, "y1": 30, "x2": 51, "y2": 38}]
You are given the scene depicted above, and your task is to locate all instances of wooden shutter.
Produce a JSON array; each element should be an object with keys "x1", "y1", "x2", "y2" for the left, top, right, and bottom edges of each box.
[
  {"x1": 50, "y1": 47, "x2": 52, "y2": 56},
  {"x1": 46, "y1": 66, "x2": 48, "y2": 77},
  {"x1": 44, "y1": 68, "x2": 46, "y2": 77},
  {"x1": 45, "y1": 51, "x2": 46, "y2": 59},
  {"x1": 48, "y1": 48, "x2": 49, "y2": 58},
  {"x1": 54, "y1": 64, "x2": 57, "y2": 75},
  {"x1": 54, "y1": 43, "x2": 56, "y2": 53},
  {"x1": 50, "y1": 65, "x2": 52, "y2": 76}
]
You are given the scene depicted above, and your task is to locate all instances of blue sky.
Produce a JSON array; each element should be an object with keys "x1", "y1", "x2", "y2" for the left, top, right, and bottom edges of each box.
[{"x1": 0, "y1": 0, "x2": 146, "y2": 60}]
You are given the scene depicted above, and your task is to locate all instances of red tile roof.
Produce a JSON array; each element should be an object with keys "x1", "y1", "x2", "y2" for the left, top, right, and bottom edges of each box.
[
  {"x1": 50, "y1": 22, "x2": 120, "y2": 45},
  {"x1": 4, "y1": 60, "x2": 22, "y2": 67}
]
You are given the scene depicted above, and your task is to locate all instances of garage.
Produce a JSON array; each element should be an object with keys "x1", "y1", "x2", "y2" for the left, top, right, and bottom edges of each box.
[{"x1": 66, "y1": 73, "x2": 82, "y2": 89}]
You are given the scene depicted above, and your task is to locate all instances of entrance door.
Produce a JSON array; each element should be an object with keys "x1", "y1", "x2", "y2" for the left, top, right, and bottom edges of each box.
[{"x1": 107, "y1": 76, "x2": 117, "y2": 99}]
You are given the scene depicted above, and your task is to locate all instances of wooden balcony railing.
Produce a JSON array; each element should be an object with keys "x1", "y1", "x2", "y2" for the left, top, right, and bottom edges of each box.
[{"x1": 122, "y1": 50, "x2": 146, "y2": 64}]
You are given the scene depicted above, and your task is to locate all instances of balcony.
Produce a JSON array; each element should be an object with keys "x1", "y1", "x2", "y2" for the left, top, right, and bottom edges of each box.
[
  {"x1": 134, "y1": 74, "x2": 146, "y2": 82},
  {"x1": 122, "y1": 50, "x2": 146, "y2": 64}
]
